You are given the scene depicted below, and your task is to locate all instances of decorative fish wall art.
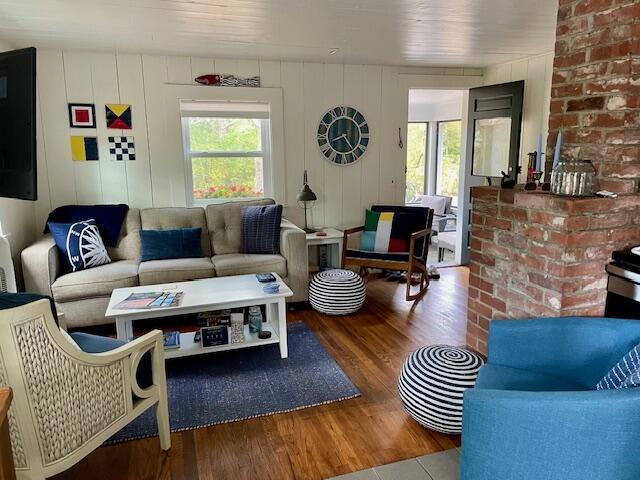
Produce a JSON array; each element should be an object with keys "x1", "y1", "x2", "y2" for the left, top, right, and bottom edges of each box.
[{"x1": 195, "y1": 74, "x2": 260, "y2": 87}]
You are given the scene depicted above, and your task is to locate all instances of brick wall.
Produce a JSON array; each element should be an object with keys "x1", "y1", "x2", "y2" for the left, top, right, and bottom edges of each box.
[
  {"x1": 466, "y1": 186, "x2": 640, "y2": 354},
  {"x1": 466, "y1": 0, "x2": 640, "y2": 354},
  {"x1": 547, "y1": 0, "x2": 640, "y2": 192}
]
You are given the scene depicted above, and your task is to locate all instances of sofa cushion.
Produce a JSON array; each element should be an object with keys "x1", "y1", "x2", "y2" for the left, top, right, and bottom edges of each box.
[
  {"x1": 206, "y1": 199, "x2": 275, "y2": 255},
  {"x1": 212, "y1": 253, "x2": 286, "y2": 277},
  {"x1": 475, "y1": 364, "x2": 587, "y2": 392},
  {"x1": 138, "y1": 257, "x2": 215, "y2": 285},
  {"x1": 52, "y1": 260, "x2": 139, "y2": 302},
  {"x1": 140, "y1": 207, "x2": 211, "y2": 257},
  {"x1": 107, "y1": 208, "x2": 141, "y2": 262}
]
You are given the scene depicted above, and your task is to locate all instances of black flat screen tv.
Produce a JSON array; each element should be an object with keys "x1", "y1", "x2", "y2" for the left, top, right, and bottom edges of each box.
[{"x1": 0, "y1": 47, "x2": 37, "y2": 201}]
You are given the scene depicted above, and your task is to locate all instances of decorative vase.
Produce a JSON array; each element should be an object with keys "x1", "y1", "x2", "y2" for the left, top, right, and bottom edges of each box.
[{"x1": 230, "y1": 313, "x2": 245, "y2": 344}]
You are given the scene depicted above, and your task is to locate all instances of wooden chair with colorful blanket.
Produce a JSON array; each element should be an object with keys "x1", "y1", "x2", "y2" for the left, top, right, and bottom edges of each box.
[{"x1": 341, "y1": 205, "x2": 434, "y2": 301}]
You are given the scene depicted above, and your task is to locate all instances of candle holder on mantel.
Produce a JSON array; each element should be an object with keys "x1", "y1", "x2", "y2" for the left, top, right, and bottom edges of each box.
[{"x1": 525, "y1": 152, "x2": 542, "y2": 191}]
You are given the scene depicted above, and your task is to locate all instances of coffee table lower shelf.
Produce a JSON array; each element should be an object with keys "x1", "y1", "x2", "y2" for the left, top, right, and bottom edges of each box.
[{"x1": 164, "y1": 323, "x2": 280, "y2": 359}]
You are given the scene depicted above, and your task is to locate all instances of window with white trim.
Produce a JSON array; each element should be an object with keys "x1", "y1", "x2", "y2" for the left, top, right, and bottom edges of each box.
[{"x1": 181, "y1": 101, "x2": 272, "y2": 205}]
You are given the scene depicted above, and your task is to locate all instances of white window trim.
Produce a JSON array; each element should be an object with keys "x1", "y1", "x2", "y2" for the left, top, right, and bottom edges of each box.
[
  {"x1": 161, "y1": 84, "x2": 286, "y2": 208},
  {"x1": 181, "y1": 115, "x2": 273, "y2": 206}
]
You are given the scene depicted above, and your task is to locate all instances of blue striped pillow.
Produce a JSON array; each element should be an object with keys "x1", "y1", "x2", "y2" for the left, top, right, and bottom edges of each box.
[
  {"x1": 240, "y1": 205, "x2": 283, "y2": 254},
  {"x1": 596, "y1": 343, "x2": 640, "y2": 390}
]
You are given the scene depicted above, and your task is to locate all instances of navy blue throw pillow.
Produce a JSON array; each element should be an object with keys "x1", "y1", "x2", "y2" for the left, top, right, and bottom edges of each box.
[
  {"x1": 596, "y1": 343, "x2": 640, "y2": 390},
  {"x1": 140, "y1": 228, "x2": 203, "y2": 262},
  {"x1": 241, "y1": 205, "x2": 283, "y2": 254},
  {"x1": 48, "y1": 219, "x2": 112, "y2": 272}
]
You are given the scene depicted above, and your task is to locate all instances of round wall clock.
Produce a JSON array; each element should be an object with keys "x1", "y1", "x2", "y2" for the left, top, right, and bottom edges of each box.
[{"x1": 317, "y1": 106, "x2": 369, "y2": 165}]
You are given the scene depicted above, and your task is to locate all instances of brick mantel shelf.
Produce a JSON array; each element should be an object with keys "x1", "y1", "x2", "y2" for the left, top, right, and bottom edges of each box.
[{"x1": 466, "y1": 186, "x2": 640, "y2": 354}]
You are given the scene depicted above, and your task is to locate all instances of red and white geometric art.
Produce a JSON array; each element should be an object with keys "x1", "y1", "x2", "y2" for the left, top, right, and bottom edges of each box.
[{"x1": 68, "y1": 103, "x2": 96, "y2": 128}]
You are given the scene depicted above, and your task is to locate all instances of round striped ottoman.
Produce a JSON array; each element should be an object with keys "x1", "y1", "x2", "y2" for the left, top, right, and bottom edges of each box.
[
  {"x1": 309, "y1": 269, "x2": 366, "y2": 315},
  {"x1": 398, "y1": 345, "x2": 484, "y2": 434}
]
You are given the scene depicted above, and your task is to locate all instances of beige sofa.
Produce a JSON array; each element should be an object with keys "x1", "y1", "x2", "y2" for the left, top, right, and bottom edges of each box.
[{"x1": 21, "y1": 199, "x2": 308, "y2": 328}]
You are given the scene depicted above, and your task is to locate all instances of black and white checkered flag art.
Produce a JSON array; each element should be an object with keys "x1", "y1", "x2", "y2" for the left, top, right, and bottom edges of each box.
[{"x1": 108, "y1": 136, "x2": 136, "y2": 161}]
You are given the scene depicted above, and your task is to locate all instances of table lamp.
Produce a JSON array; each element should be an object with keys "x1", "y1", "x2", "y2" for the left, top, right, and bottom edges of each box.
[{"x1": 296, "y1": 170, "x2": 317, "y2": 233}]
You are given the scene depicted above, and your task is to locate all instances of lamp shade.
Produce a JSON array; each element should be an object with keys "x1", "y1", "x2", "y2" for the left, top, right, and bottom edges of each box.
[{"x1": 296, "y1": 184, "x2": 317, "y2": 203}]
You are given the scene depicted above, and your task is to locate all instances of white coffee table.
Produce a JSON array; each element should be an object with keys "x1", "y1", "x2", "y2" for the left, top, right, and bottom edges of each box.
[{"x1": 105, "y1": 273, "x2": 293, "y2": 359}]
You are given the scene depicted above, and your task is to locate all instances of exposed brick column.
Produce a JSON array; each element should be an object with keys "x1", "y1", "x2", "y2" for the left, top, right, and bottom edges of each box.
[
  {"x1": 547, "y1": 0, "x2": 640, "y2": 192},
  {"x1": 466, "y1": 187, "x2": 640, "y2": 354}
]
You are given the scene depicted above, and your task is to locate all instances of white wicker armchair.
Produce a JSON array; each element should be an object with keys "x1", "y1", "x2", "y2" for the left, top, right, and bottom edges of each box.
[{"x1": 0, "y1": 298, "x2": 170, "y2": 479}]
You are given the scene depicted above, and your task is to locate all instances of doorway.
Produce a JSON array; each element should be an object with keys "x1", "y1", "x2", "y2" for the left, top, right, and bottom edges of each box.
[{"x1": 406, "y1": 89, "x2": 464, "y2": 266}]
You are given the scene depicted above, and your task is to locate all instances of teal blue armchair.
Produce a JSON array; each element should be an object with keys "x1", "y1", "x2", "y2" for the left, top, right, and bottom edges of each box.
[{"x1": 461, "y1": 317, "x2": 640, "y2": 480}]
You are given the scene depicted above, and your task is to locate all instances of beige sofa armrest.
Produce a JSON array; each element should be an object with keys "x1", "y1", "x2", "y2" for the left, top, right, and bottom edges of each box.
[
  {"x1": 280, "y1": 219, "x2": 308, "y2": 302},
  {"x1": 21, "y1": 234, "x2": 60, "y2": 296}
]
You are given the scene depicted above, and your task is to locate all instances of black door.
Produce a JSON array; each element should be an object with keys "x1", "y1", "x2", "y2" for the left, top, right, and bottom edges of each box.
[{"x1": 466, "y1": 80, "x2": 524, "y2": 182}]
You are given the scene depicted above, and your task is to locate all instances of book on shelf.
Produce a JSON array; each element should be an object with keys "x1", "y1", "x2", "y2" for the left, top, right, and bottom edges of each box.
[
  {"x1": 163, "y1": 331, "x2": 181, "y2": 349},
  {"x1": 114, "y1": 291, "x2": 183, "y2": 310},
  {"x1": 197, "y1": 309, "x2": 231, "y2": 327}
]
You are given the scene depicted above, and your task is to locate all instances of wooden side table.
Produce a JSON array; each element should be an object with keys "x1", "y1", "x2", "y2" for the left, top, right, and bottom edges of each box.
[{"x1": 306, "y1": 229, "x2": 344, "y2": 272}]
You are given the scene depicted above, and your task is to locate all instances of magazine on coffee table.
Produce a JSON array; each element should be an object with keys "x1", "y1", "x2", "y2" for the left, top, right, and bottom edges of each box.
[{"x1": 114, "y1": 291, "x2": 184, "y2": 310}]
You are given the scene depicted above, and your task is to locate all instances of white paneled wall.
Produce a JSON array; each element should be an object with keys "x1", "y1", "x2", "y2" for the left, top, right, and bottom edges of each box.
[
  {"x1": 35, "y1": 49, "x2": 483, "y2": 230},
  {"x1": 484, "y1": 52, "x2": 554, "y2": 181}
]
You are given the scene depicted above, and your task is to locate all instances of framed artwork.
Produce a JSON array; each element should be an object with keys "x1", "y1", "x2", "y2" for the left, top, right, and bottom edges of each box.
[
  {"x1": 70, "y1": 136, "x2": 99, "y2": 161},
  {"x1": 68, "y1": 103, "x2": 96, "y2": 128},
  {"x1": 105, "y1": 104, "x2": 132, "y2": 129},
  {"x1": 108, "y1": 136, "x2": 136, "y2": 161}
]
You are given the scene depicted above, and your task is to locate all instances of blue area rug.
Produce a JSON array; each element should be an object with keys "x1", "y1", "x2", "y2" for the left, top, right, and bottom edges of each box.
[{"x1": 108, "y1": 321, "x2": 360, "y2": 444}]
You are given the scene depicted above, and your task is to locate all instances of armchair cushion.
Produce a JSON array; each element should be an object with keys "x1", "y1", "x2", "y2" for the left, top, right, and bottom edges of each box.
[
  {"x1": 418, "y1": 195, "x2": 449, "y2": 215},
  {"x1": 475, "y1": 363, "x2": 586, "y2": 392},
  {"x1": 360, "y1": 210, "x2": 413, "y2": 253},
  {"x1": 370, "y1": 205, "x2": 432, "y2": 259},
  {"x1": 70, "y1": 332, "x2": 152, "y2": 389}
]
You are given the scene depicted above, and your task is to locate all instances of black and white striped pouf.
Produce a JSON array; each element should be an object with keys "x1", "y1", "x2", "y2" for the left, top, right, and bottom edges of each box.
[
  {"x1": 309, "y1": 269, "x2": 366, "y2": 315},
  {"x1": 398, "y1": 345, "x2": 484, "y2": 434}
]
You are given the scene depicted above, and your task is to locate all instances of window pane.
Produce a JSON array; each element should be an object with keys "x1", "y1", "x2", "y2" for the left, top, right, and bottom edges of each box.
[
  {"x1": 436, "y1": 121, "x2": 461, "y2": 206},
  {"x1": 188, "y1": 118, "x2": 262, "y2": 152},
  {"x1": 405, "y1": 123, "x2": 427, "y2": 203},
  {"x1": 192, "y1": 157, "x2": 264, "y2": 200}
]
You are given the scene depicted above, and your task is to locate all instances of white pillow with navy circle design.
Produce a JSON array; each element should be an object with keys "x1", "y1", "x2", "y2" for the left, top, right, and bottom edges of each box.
[{"x1": 48, "y1": 219, "x2": 112, "y2": 272}]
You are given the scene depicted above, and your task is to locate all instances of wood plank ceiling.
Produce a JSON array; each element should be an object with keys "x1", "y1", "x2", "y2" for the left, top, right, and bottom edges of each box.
[{"x1": 0, "y1": 0, "x2": 558, "y2": 67}]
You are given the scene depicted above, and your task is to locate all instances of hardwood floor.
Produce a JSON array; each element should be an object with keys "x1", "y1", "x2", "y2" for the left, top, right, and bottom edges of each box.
[{"x1": 53, "y1": 267, "x2": 468, "y2": 480}]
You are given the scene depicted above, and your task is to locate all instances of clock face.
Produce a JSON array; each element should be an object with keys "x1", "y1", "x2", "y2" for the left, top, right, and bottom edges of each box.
[{"x1": 317, "y1": 106, "x2": 369, "y2": 165}]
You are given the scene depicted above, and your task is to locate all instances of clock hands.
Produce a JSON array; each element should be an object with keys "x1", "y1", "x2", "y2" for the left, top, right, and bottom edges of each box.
[{"x1": 332, "y1": 133, "x2": 354, "y2": 151}]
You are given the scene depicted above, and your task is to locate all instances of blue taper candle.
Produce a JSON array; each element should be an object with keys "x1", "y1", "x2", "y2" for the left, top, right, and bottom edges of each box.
[{"x1": 553, "y1": 131, "x2": 562, "y2": 168}]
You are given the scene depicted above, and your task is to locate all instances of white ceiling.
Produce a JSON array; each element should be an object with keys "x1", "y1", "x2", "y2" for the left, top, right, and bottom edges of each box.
[{"x1": 0, "y1": 0, "x2": 558, "y2": 67}]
